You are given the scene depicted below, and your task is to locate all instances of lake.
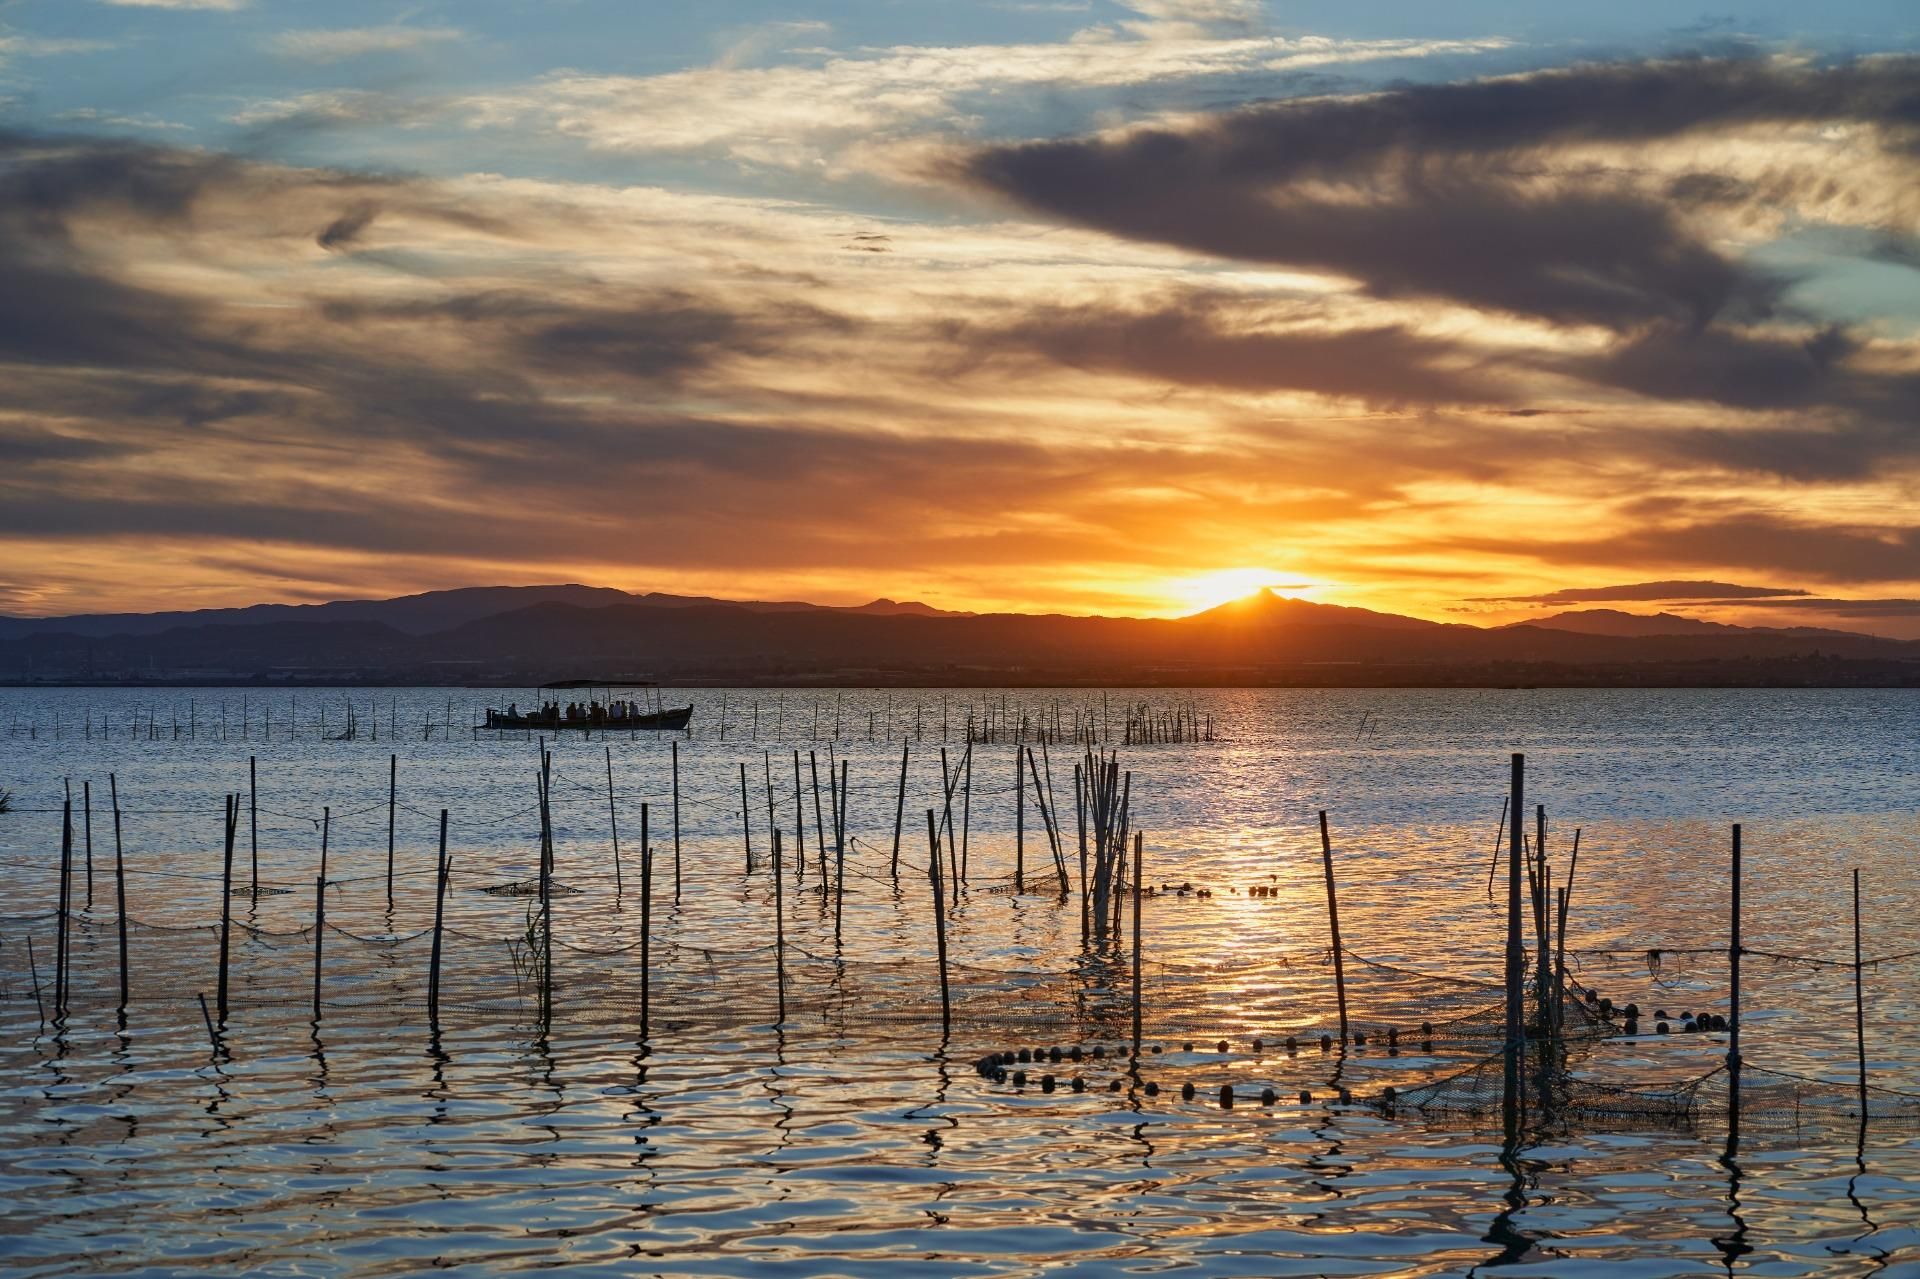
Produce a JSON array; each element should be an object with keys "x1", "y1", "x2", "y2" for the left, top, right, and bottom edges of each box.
[{"x1": 2, "y1": 686, "x2": 1917, "y2": 1275}]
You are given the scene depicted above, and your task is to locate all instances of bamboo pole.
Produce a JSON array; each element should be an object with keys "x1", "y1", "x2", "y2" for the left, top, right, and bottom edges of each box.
[
  {"x1": 671, "y1": 739, "x2": 683, "y2": 902},
  {"x1": 1320, "y1": 810, "x2": 1351, "y2": 1044},
  {"x1": 386, "y1": 754, "x2": 397, "y2": 911},
  {"x1": 1076, "y1": 763, "x2": 1089, "y2": 945},
  {"x1": 960, "y1": 744, "x2": 973, "y2": 886},
  {"x1": 1853, "y1": 866, "x2": 1867, "y2": 1113},
  {"x1": 249, "y1": 756, "x2": 259, "y2": 896},
  {"x1": 792, "y1": 750, "x2": 807, "y2": 886},
  {"x1": 773, "y1": 829, "x2": 786, "y2": 1025},
  {"x1": 1131, "y1": 830, "x2": 1144, "y2": 1053},
  {"x1": 926, "y1": 809, "x2": 950, "y2": 1034},
  {"x1": 111, "y1": 774, "x2": 127, "y2": 1013},
  {"x1": 891, "y1": 743, "x2": 908, "y2": 877},
  {"x1": 83, "y1": 781, "x2": 93, "y2": 911},
  {"x1": 1015, "y1": 746, "x2": 1025, "y2": 887},
  {"x1": 834, "y1": 759, "x2": 848, "y2": 947},
  {"x1": 640, "y1": 804, "x2": 652, "y2": 1042},
  {"x1": 1486, "y1": 795, "x2": 1508, "y2": 896},
  {"x1": 1504, "y1": 753, "x2": 1526, "y2": 1133},
  {"x1": 1728, "y1": 823, "x2": 1743, "y2": 1128},
  {"x1": 428, "y1": 809, "x2": 448, "y2": 1027},
  {"x1": 811, "y1": 750, "x2": 827, "y2": 877},
  {"x1": 605, "y1": 746, "x2": 623, "y2": 898},
  {"x1": 739, "y1": 762, "x2": 754, "y2": 872},
  {"x1": 217, "y1": 794, "x2": 236, "y2": 1023},
  {"x1": 311, "y1": 873, "x2": 325, "y2": 1022},
  {"x1": 56, "y1": 795, "x2": 72, "y2": 1016}
]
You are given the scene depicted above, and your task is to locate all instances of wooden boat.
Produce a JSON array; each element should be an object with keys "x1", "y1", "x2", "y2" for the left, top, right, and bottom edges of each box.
[{"x1": 482, "y1": 680, "x2": 692, "y2": 732}]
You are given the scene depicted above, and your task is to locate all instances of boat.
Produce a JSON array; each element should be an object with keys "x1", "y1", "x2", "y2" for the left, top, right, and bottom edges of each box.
[{"x1": 482, "y1": 680, "x2": 692, "y2": 732}]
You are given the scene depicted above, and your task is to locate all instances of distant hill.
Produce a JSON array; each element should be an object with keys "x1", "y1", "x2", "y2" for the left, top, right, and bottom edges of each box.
[
  {"x1": 1, "y1": 587, "x2": 1915, "y2": 686},
  {"x1": 1522, "y1": 608, "x2": 1865, "y2": 640},
  {"x1": 0, "y1": 585, "x2": 967, "y2": 640}
]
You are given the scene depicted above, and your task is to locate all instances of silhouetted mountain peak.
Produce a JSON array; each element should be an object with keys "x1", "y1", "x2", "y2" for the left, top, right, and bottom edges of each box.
[{"x1": 1183, "y1": 589, "x2": 1443, "y2": 631}]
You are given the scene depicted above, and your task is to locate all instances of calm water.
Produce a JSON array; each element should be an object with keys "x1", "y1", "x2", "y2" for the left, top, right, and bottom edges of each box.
[{"x1": 2, "y1": 686, "x2": 1918, "y2": 1276}]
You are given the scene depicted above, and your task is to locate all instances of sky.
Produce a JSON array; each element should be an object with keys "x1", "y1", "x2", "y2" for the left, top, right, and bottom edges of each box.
[{"x1": 3, "y1": 2, "x2": 1920, "y2": 634}]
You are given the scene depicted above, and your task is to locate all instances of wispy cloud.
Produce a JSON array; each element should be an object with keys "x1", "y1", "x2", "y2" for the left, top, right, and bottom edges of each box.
[
  {"x1": 269, "y1": 24, "x2": 465, "y2": 63},
  {"x1": 99, "y1": 0, "x2": 248, "y2": 10}
]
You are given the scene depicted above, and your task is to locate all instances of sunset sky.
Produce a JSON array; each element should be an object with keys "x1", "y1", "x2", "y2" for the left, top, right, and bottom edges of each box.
[{"x1": 3, "y1": 1, "x2": 1919, "y2": 633}]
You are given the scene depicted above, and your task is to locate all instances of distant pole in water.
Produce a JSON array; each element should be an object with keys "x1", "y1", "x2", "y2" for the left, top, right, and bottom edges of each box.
[
  {"x1": 1503, "y1": 753, "x2": 1526, "y2": 1136},
  {"x1": 111, "y1": 773, "x2": 127, "y2": 1013},
  {"x1": 671, "y1": 739, "x2": 683, "y2": 902},
  {"x1": 218, "y1": 794, "x2": 236, "y2": 1024},
  {"x1": 1131, "y1": 830, "x2": 1144, "y2": 1054},
  {"x1": 772, "y1": 830, "x2": 786, "y2": 1026},
  {"x1": 387, "y1": 754, "x2": 398, "y2": 912},
  {"x1": 960, "y1": 745, "x2": 972, "y2": 886},
  {"x1": 926, "y1": 809, "x2": 950, "y2": 1034},
  {"x1": 739, "y1": 762, "x2": 754, "y2": 873},
  {"x1": 640, "y1": 804, "x2": 652, "y2": 1042},
  {"x1": 605, "y1": 745, "x2": 623, "y2": 898},
  {"x1": 249, "y1": 756, "x2": 259, "y2": 896},
  {"x1": 1853, "y1": 866, "x2": 1867, "y2": 1113},
  {"x1": 1317, "y1": 811, "x2": 1349, "y2": 1045},
  {"x1": 891, "y1": 743, "x2": 909, "y2": 877},
  {"x1": 428, "y1": 809, "x2": 449, "y2": 1028}
]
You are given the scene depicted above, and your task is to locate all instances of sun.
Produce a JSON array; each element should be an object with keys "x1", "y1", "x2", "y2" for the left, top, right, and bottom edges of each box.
[{"x1": 1161, "y1": 568, "x2": 1314, "y2": 614}]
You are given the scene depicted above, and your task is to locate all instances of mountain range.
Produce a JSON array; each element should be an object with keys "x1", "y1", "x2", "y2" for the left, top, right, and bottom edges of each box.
[{"x1": 2, "y1": 585, "x2": 1916, "y2": 687}]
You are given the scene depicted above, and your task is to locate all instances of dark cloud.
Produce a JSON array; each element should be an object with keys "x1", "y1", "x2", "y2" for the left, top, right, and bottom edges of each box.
[
  {"x1": 955, "y1": 57, "x2": 1920, "y2": 330},
  {"x1": 1452, "y1": 514, "x2": 1920, "y2": 585},
  {"x1": 1473, "y1": 579, "x2": 1809, "y2": 604},
  {"x1": 945, "y1": 293, "x2": 1503, "y2": 405},
  {"x1": 317, "y1": 201, "x2": 379, "y2": 251}
]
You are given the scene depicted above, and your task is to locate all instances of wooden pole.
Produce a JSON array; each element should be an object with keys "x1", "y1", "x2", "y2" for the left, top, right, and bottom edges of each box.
[
  {"x1": 540, "y1": 756, "x2": 553, "y2": 1030},
  {"x1": 891, "y1": 743, "x2": 908, "y2": 877},
  {"x1": 217, "y1": 794, "x2": 236, "y2": 1023},
  {"x1": 926, "y1": 809, "x2": 950, "y2": 1034},
  {"x1": 1131, "y1": 830, "x2": 1143, "y2": 1054},
  {"x1": 739, "y1": 762, "x2": 754, "y2": 873},
  {"x1": 386, "y1": 753, "x2": 397, "y2": 911},
  {"x1": 1504, "y1": 753, "x2": 1526, "y2": 1133},
  {"x1": 605, "y1": 746, "x2": 623, "y2": 898},
  {"x1": 671, "y1": 739, "x2": 682, "y2": 902},
  {"x1": 1853, "y1": 866, "x2": 1867, "y2": 1113},
  {"x1": 428, "y1": 809, "x2": 448, "y2": 1027},
  {"x1": 111, "y1": 774, "x2": 127, "y2": 1013},
  {"x1": 960, "y1": 744, "x2": 972, "y2": 885},
  {"x1": 773, "y1": 829, "x2": 786, "y2": 1025},
  {"x1": 640, "y1": 804, "x2": 652, "y2": 1042},
  {"x1": 1317, "y1": 810, "x2": 1349, "y2": 1044},
  {"x1": 249, "y1": 756, "x2": 259, "y2": 895}
]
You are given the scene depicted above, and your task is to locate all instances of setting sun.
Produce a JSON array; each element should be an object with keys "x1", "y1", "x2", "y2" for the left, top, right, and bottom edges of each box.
[{"x1": 1160, "y1": 569, "x2": 1316, "y2": 615}]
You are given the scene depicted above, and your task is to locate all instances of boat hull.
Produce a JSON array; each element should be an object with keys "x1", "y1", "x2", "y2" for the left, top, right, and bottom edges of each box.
[{"x1": 484, "y1": 707, "x2": 692, "y2": 732}]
